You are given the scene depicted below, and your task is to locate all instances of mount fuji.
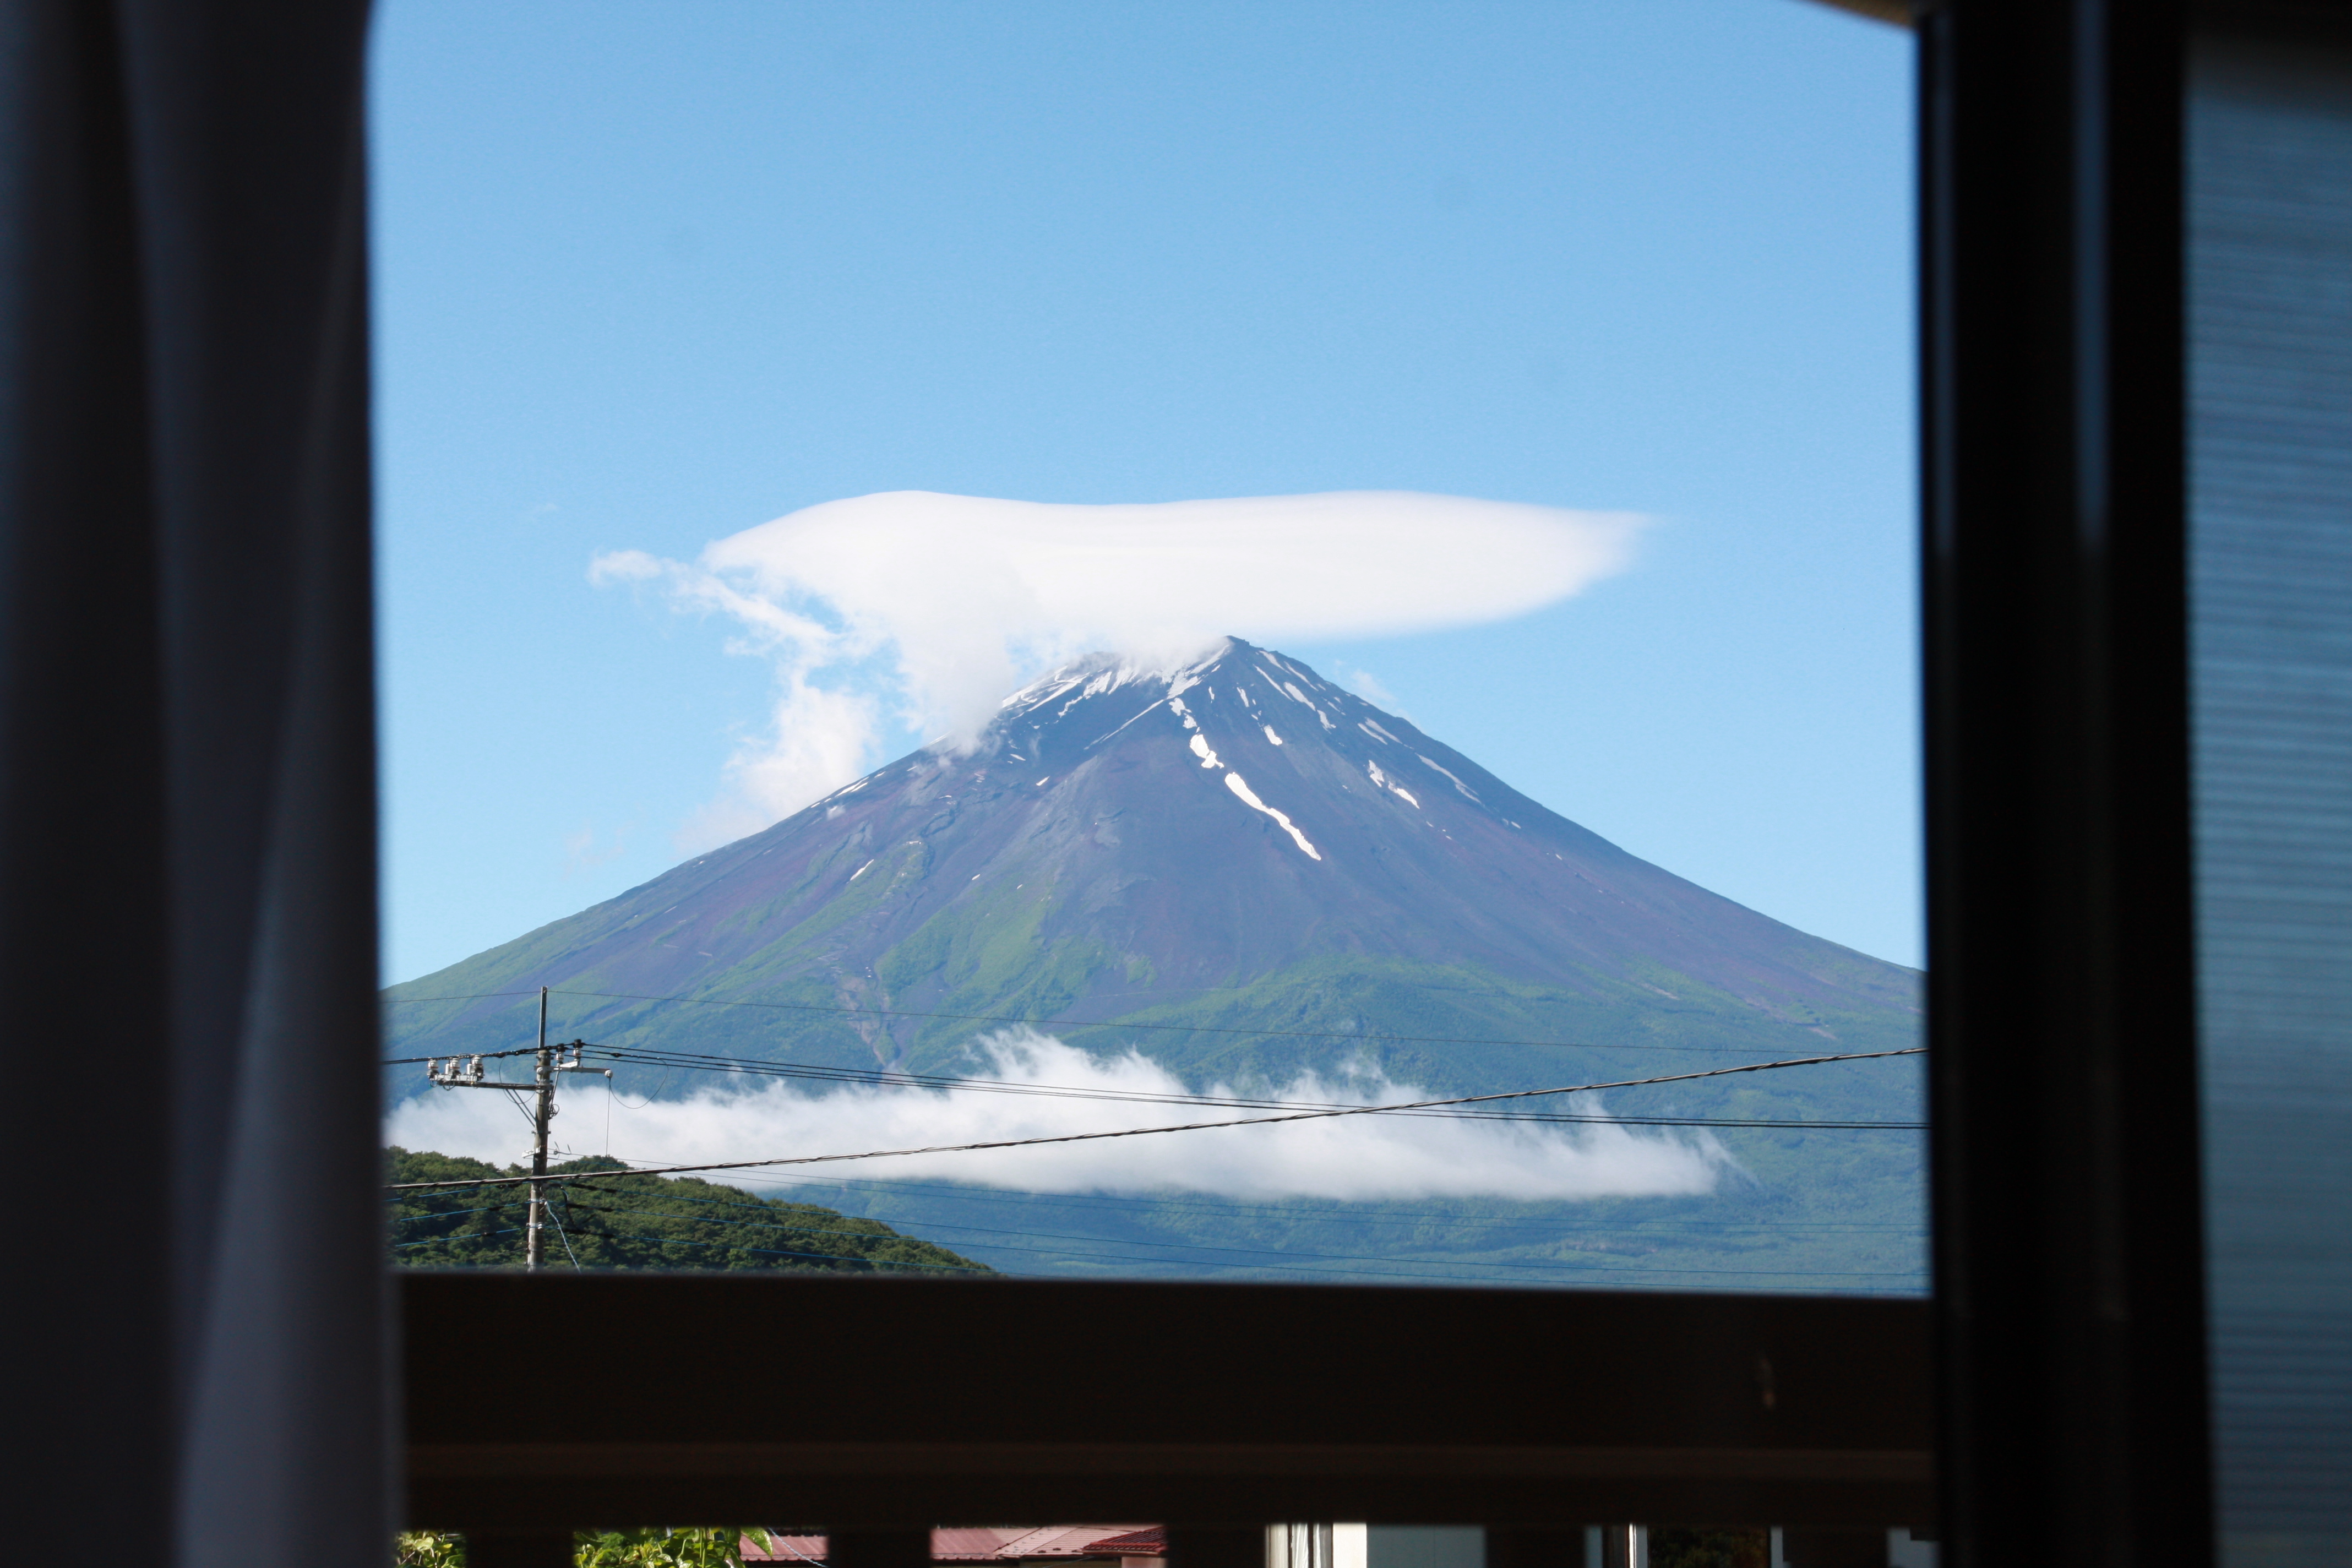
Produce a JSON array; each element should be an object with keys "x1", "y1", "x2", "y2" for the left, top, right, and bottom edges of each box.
[
  {"x1": 385, "y1": 639, "x2": 1924, "y2": 1287},
  {"x1": 389, "y1": 638, "x2": 1916, "y2": 1079}
]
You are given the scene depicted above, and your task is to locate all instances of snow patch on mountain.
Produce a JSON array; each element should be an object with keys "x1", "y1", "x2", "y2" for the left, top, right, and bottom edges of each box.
[
  {"x1": 1418, "y1": 754, "x2": 1483, "y2": 803},
  {"x1": 1088, "y1": 700, "x2": 1166, "y2": 749},
  {"x1": 1224, "y1": 773, "x2": 1322, "y2": 861},
  {"x1": 1366, "y1": 759, "x2": 1420, "y2": 808}
]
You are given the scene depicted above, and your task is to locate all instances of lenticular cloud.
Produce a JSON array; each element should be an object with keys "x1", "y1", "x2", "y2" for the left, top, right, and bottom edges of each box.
[
  {"x1": 590, "y1": 490, "x2": 1642, "y2": 849},
  {"x1": 385, "y1": 1031, "x2": 1728, "y2": 1204}
]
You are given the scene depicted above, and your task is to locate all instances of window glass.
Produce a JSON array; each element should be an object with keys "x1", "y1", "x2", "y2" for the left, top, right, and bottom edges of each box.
[
  {"x1": 374, "y1": 0, "x2": 1920, "y2": 1293},
  {"x1": 2188, "y1": 21, "x2": 2352, "y2": 1563}
]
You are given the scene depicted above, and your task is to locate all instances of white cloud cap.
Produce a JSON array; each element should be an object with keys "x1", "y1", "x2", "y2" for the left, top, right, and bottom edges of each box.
[{"x1": 594, "y1": 489, "x2": 1642, "y2": 849}]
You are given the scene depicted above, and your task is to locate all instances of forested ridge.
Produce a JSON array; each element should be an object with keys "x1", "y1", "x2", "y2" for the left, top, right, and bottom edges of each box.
[{"x1": 386, "y1": 1147, "x2": 992, "y2": 1275}]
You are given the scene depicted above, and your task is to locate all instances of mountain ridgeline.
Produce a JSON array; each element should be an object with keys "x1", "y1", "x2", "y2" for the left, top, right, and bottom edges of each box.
[{"x1": 386, "y1": 639, "x2": 1925, "y2": 1287}]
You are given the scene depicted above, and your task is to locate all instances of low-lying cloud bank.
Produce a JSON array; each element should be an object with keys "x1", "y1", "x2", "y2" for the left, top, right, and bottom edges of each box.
[
  {"x1": 386, "y1": 1031, "x2": 1729, "y2": 1204},
  {"x1": 592, "y1": 490, "x2": 1643, "y2": 850}
]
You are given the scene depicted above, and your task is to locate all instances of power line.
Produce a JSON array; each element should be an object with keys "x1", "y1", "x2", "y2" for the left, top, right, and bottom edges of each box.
[
  {"x1": 546, "y1": 1190, "x2": 585, "y2": 1271},
  {"x1": 592, "y1": 1213, "x2": 1923, "y2": 1285},
  {"x1": 523, "y1": 984, "x2": 1841, "y2": 1055},
  {"x1": 550, "y1": 1222, "x2": 990, "y2": 1273},
  {"x1": 698, "y1": 1166, "x2": 1925, "y2": 1229},
  {"x1": 388, "y1": 1189, "x2": 983, "y2": 1272},
  {"x1": 769, "y1": 1181, "x2": 1925, "y2": 1233},
  {"x1": 558, "y1": 1196, "x2": 971, "y2": 1252},
  {"x1": 708, "y1": 1210, "x2": 1928, "y2": 1280},
  {"x1": 390, "y1": 1201, "x2": 520, "y2": 1223},
  {"x1": 384, "y1": 1044, "x2": 542, "y2": 1065},
  {"x1": 387, "y1": 1046, "x2": 1924, "y2": 1192},
  {"x1": 383, "y1": 1167, "x2": 1926, "y2": 1286},
  {"x1": 535, "y1": 1188, "x2": 1925, "y2": 1284},
  {"x1": 575, "y1": 1043, "x2": 1929, "y2": 1128},
  {"x1": 389, "y1": 1037, "x2": 1925, "y2": 1128},
  {"x1": 557, "y1": 1194, "x2": 1925, "y2": 1284},
  {"x1": 396, "y1": 1227, "x2": 522, "y2": 1250},
  {"x1": 386, "y1": 1168, "x2": 1926, "y2": 1237},
  {"x1": 382, "y1": 991, "x2": 544, "y2": 1004},
  {"x1": 885, "y1": 1232, "x2": 1927, "y2": 1282},
  {"x1": 387, "y1": 1209, "x2": 1923, "y2": 1287}
]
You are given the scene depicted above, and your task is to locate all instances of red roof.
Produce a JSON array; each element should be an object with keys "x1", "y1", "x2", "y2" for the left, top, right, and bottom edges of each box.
[
  {"x1": 741, "y1": 1528, "x2": 1163, "y2": 1565},
  {"x1": 1084, "y1": 1531, "x2": 1168, "y2": 1556}
]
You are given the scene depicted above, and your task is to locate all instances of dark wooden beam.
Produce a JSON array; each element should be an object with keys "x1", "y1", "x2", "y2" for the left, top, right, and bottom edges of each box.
[{"x1": 403, "y1": 1273, "x2": 1931, "y2": 1529}]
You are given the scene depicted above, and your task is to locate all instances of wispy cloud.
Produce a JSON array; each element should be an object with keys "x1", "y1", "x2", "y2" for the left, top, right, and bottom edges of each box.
[
  {"x1": 593, "y1": 490, "x2": 1643, "y2": 851},
  {"x1": 562, "y1": 816, "x2": 636, "y2": 879},
  {"x1": 386, "y1": 1031, "x2": 1727, "y2": 1203},
  {"x1": 1329, "y1": 660, "x2": 1406, "y2": 714}
]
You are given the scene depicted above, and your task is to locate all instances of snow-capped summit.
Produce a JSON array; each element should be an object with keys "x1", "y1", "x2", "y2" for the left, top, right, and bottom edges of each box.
[{"x1": 975, "y1": 636, "x2": 1527, "y2": 868}]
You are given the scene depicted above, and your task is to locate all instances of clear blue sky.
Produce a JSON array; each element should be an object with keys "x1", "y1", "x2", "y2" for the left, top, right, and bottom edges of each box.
[{"x1": 371, "y1": 0, "x2": 1917, "y2": 986}]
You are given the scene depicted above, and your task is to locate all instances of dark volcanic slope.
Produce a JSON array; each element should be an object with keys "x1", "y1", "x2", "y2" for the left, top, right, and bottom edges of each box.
[{"x1": 387, "y1": 640, "x2": 1919, "y2": 1096}]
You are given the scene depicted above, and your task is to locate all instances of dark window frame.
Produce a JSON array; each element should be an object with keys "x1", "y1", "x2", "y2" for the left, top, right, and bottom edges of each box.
[
  {"x1": 404, "y1": 6, "x2": 2219, "y2": 1562},
  {"x1": 0, "y1": 3, "x2": 2249, "y2": 1566}
]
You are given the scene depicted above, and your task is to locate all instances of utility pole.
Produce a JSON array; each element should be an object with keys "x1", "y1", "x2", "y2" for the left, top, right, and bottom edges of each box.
[
  {"x1": 526, "y1": 986, "x2": 552, "y2": 1271},
  {"x1": 422, "y1": 989, "x2": 608, "y2": 1270}
]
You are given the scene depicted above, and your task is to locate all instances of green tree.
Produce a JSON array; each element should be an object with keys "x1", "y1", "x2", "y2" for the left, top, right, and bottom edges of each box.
[
  {"x1": 386, "y1": 1148, "x2": 992, "y2": 1276},
  {"x1": 1649, "y1": 1528, "x2": 1769, "y2": 1568},
  {"x1": 574, "y1": 1527, "x2": 749, "y2": 1568},
  {"x1": 395, "y1": 1532, "x2": 465, "y2": 1568}
]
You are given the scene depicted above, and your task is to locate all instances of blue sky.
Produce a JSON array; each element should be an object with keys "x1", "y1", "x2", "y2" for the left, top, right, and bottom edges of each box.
[{"x1": 371, "y1": 0, "x2": 1917, "y2": 985}]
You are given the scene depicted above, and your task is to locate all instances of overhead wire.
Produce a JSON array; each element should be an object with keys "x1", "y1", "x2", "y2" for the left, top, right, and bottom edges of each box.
[
  {"x1": 396, "y1": 1227, "x2": 521, "y2": 1250},
  {"x1": 385, "y1": 1168, "x2": 1925, "y2": 1242},
  {"x1": 536, "y1": 1191, "x2": 1923, "y2": 1284},
  {"x1": 390, "y1": 1201, "x2": 519, "y2": 1224},
  {"x1": 547, "y1": 1041, "x2": 1926, "y2": 1129},
  {"x1": 382, "y1": 1043, "x2": 542, "y2": 1065},
  {"x1": 382, "y1": 1174, "x2": 1924, "y2": 1286},
  {"x1": 387, "y1": 1046, "x2": 1924, "y2": 1192},
  {"x1": 558, "y1": 1195, "x2": 971, "y2": 1253},
  {"x1": 870, "y1": 1232, "x2": 1925, "y2": 1281},
  {"x1": 547, "y1": 1188, "x2": 585, "y2": 1271},
  {"x1": 385, "y1": 1037, "x2": 1925, "y2": 1129},
  {"x1": 548, "y1": 1213, "x2": 989, "y2": 1273},
  {"x1": 711, "y1": 1168, "x2": 1928, "y2": 1234},
  {"x1": 527, "y1": 1178, "x2": 1921, "y2": 1283},
  {"x1": 388, "y1": 1189, "x2": 974, "y2": 1273},
  {"x1": 667, "y1": 1207, "x2": 1925, "y2": 1280},
  {"x1": 380, "y1": 991, "x2": 543, "y2": 1005}
]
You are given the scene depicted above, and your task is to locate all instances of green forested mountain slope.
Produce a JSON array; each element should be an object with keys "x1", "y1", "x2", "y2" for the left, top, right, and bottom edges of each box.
[{"x1": 386, "y1": 1148, "x2": 992, "y2": 1275}]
